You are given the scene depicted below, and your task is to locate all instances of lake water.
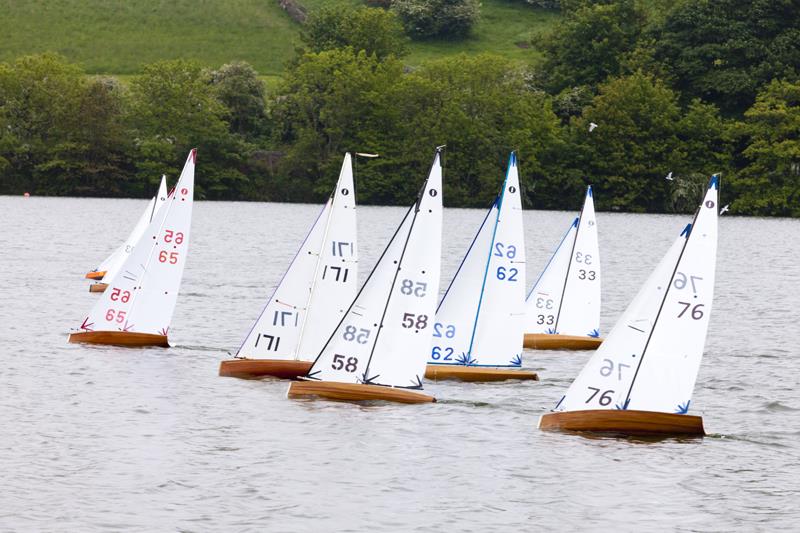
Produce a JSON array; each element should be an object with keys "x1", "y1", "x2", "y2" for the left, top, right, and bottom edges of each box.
[{"x1": 1, "y1": 196, "x2": 799, "y2": 531}]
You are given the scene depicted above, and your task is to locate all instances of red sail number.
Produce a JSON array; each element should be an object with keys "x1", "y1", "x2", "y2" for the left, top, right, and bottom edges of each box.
[
  {"x1": 164, "y1": 230, "x2": 184, "y2": 244},
  {"x1": 109, "y1": 288, "x2": 131, "y2": 303},
  {"x1": 158, "y1": 250, "x2": 179, "y2": 264},
  {"x1": 105, "y1": 309, "x2": 127, "y2": 323}
]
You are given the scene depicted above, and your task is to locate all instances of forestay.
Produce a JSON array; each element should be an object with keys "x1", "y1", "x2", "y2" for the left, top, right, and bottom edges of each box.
[
  {"x1": 236, "y1": 154, "x2": 358, "y2": 361},
  {"x1": 307, "y1": 151, "x2": 443, "y2": 388},
  {"x1": 429, "y1": 153, "x2": 526, "y2": 367},
  {"x1": 524, "y1": 187, "x2": 600, "y2": 338},
  {"x1": 76, "y1": 150, "x2": 196, "y2": 336},
  {"x1": 100, "y1": 176, "x2": 169, "y2": 284},
  {"x1": 554, "y1": 176, "x2": 718, "y2": 414}
]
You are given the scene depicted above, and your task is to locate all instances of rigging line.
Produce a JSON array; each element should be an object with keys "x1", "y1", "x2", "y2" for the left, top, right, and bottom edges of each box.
[
  {"x1": 234, "y1": 199, "x2": 330, "y2": 356},
  {"x1": 362, "y1": 151, "x2": 442, "y2": 383},
  {"x1": 623, "y1": 209, "x2": 703, "y2": 405},
  {"x1": 148, "y1": 178, "x2": 163, "y2": 223},
  {"x1": 553, "y1": 189, "x2": 587, "y2": 332},
  {"x1": 292, "y1": 157, "x2": 352, "y2": 360},
  {"x1": 526, "y1": 216, "x2": 578, "y2": 300},
  {"x1": 465, "y1": 153, "x2": 514, "y2": 359},
  {"x1": 436, "y1": 202, "x2": 494, "y2": 314}
]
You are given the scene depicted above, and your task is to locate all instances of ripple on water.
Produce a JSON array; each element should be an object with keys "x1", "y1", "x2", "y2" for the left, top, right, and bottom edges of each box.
[{"x1": 1, "y1": 198, "x2": 799, "y2": 531}]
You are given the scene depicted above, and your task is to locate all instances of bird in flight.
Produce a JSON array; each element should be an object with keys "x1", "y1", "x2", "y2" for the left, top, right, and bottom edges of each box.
[
  {"x1": 665, "y1": 172, "x2": 674, "y2": 181},
  {"x1": 588, "y1": 122, "x2": 598, "y2": 132},
  {"x1": 720, "y1": 204, "x2": 730, "y2": 215}
]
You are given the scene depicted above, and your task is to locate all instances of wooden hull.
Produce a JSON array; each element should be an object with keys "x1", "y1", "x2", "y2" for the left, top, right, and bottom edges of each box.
[
  {"x1": 219, "y1": 358, "x2": 313, "y2": 380},
  {"x1": 287, "y1": 381, "x2": 435, "y2": 404},
  {"x1": 425, "y1": 365, "x2": 538, "y2": 382},
  {"x1": 523, "y1": 334, "x2": 603, "y2": 350},
  {"x1": 85, "y1": 270, "x2": 106, "y2": 280},
  {"x1": 538, "y1": 409, "x2": 705, "y2": 436},
  {"x1": 89, "y1": 283, "x2": 108, "y2": 293},
  {"x1": 68, "y1": 331, "x2": 169, "y2": 347}
]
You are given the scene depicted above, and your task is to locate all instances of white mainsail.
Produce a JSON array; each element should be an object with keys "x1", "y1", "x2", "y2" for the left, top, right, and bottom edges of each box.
[
  {"x1": 306, "y1": 150, "x2": 443, "y2": 388},
  {"x1": 99, "y1": 176, "x2": 169, "y2": 284},
  {"x1": 554, "y1": 176, "x2": 719, "y2": 414},
  {"x1": 76, "y1": 151, "x2": 195, "y2": 337},
  {"x1": 524, "y1": 186, "x2": 600, "y2": 338},
  {"x1": 236, "y1": 154, "x2": 358, "y2": 360},
  {"x1": 429, "y1": 152, "x2": 526, "y2": 368}
]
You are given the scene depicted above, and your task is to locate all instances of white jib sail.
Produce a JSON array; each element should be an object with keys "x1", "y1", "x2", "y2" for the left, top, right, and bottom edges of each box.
[
  {"x1": 100, "y1": 176, "x2": 169, "y2": 284},
  {"x1": 523, "y1": 218, "x2": 577, "y2": 334},
  {"x1": 76, "y1": 150, "x2": 196, "y2": 336},
  {"x1": 430, "y1": 152, "x2": 525, "y2": 367},
  {"x1": 554, "y1": 186, "x2": 601, "y2": 338},
  {"x1": 236, "y1": 154, "x2": 358, "y2": 360},
  {"x1": 307, "y1": 151, "x2": 443, "y2": 388},
  {"x1": 627, "y1": 177, "x2": 718, "y2": 413},
  {"x1": 554, "y1": 175, "x2": 718, "y2": 414}
]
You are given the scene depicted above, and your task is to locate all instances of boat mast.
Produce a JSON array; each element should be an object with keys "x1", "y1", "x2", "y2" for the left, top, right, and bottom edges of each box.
[
  {"x1": 552, "y1": 189, "x2": 587, "y2": 332},
  {"x1": 361, "y1": 149, "x2": 442, "y2": 382},
  {"x1": 465, "y1": 152, "x2": 514, "y2": 359},
  {"x1": 291, "y1": 157, "x2": 347, "y2": 360}
]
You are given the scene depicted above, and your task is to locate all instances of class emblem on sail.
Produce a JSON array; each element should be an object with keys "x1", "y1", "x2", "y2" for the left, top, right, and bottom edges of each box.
[
  {"x1": 87, "y1": 176, "x2": 169, "y2": 292},
  {"x1": 539, "y1": 175, "x2": 719, "y2": 436},
  {"x1": 288, "y1": 149, "x2": 444, "y2": 403},
  {"x1": 424, "y1": 152, "x2": 537, "y2": 382},
  {"x1": 219, "y1": 154, "x2": 358, "y2": 380},
  {"x1": 523, "y1": 186, "x2": 602, "y2": 350},
  {"x1": 69, "y1": 150, "x2": 196, "y2": 348}
]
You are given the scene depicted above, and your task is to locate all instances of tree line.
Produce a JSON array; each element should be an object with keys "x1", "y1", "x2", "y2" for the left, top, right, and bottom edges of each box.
[{"x1": 0, "y1": 0, "x2": 798, "y2": 216}]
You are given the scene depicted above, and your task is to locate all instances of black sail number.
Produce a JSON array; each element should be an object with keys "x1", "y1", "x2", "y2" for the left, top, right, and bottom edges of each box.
[
  {"x1": 331, "y1": 354, "x2": 358, "y2": 372},
  {"x1": 586, "y1": 387, "x2": 614, "y2": 406},
  {"x1": 402, "y1": 313, "x2": 428, "y2": 330}
]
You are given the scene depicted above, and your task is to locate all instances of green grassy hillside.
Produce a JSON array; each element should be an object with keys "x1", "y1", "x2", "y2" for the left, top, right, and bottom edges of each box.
[{"x1": 0, "y1": 0, "x2": 558, "y2": 75}]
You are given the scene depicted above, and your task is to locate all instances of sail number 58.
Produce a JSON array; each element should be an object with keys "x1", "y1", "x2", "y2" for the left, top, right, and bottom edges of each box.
[{"x1": 331, "y1": 354, "x2": 358, "y2": 372}]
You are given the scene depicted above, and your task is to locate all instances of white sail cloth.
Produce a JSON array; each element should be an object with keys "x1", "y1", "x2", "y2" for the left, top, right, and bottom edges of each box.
[
  {"x1": 554, "y1": 176, "x2": 719, "y2": 414},
  {"x1": 306, "y1": 151, "x2": 443, "y2": 388},
  {"x1": 76, "y1": 151, "x2": 196, "y2": 336},
  {"x1": 236, "y1": 154, "x2": 358, "y2": 361}
]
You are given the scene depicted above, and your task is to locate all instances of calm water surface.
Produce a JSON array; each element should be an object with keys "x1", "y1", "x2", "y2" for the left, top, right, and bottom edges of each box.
[{"x1": 1, "y1": 196, "x2": 799, "y2": 531}]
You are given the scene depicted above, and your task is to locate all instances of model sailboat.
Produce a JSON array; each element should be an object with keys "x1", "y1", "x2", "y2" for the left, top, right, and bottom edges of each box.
[
  {"x1": 424, "y1": 153, "x2": 537, "y2": 382},
  {"x1": 288, "y1": 149, "x2": 444, "y2": 403},
  {"x1": 69, "y1": 150, "x2": 196, "y2": 347},
  {"x1": 523, "y1": 186, "x2": 602, "y2": 350},
  {"x1": 539, "y1": 175, "x2": 719, "y2": 436},
  {"x1": 219, "y1": 154, "x2": 358, "y2": 380},
  {"x1": 88, "y1": 176, "x2": 169, "y2": 292}
]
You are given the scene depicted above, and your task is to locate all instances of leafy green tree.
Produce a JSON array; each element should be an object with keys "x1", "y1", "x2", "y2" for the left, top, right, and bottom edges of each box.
[
  {"x1": 301, "y1": 6, "x2": 408, "y2": 59},
  {"x1": 272, "y1": 49, "x2": 406, "y2": 201},
  {"x1": 210, "y1": 61, "x2": 269, "y2": 142},
  {"x1": 569, "y1": 71, "x2": 729, "y2": 213},
  {"x1": 128, "y1": 59, "x2": 247, "y2": 199},
  {"x1": 392, "y1": 0, "x2": 480, "y2": 39},
  {"x1": 729, "y1": 80, "x2": 800, "y2": 216},
  {"x1": 652, "y1": 0, "x2": 800, "y2": 114},
  {"x1": 0, "y1": 53, "x2": 132, "y2": 195},
  {"x1": 273, "y1": 50, "x2": 564, "y2": 207},
  {"x1": 404, "y1": 54, "x2": 564, "y2": 207},
  {"x1": 536, "y1": 0, "x2": 646, "y2": 93}
]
